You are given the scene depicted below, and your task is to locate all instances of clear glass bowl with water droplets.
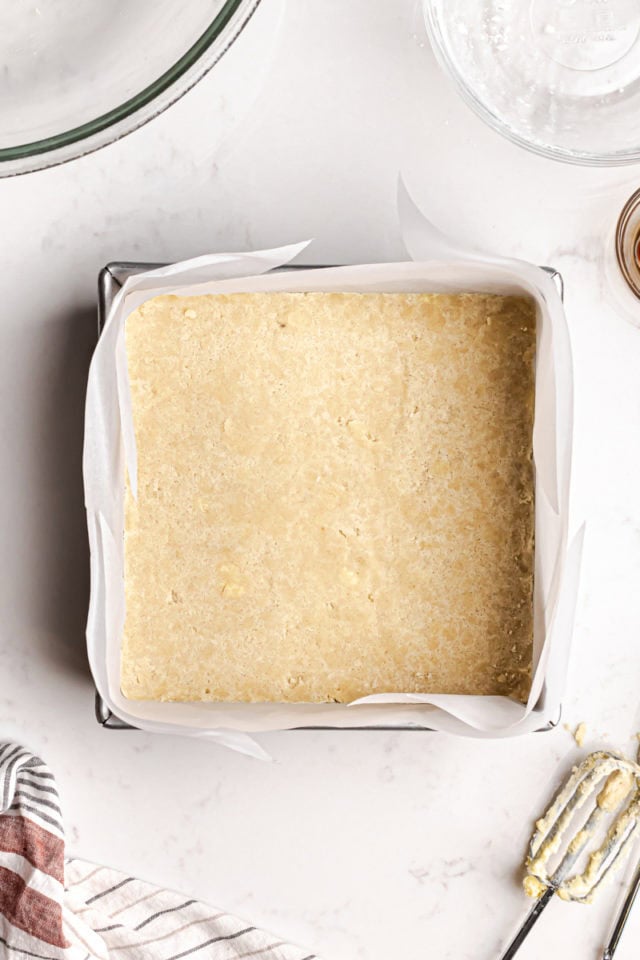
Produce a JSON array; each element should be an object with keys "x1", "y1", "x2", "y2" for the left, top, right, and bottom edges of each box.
[{"x1": 424, "y1": 0, "x2": 640, "y2": 165}]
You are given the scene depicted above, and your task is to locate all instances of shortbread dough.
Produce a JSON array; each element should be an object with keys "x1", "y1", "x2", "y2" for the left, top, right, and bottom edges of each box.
[{"x1": 122, "y1": 291, "x2": 535, "y2": 703}]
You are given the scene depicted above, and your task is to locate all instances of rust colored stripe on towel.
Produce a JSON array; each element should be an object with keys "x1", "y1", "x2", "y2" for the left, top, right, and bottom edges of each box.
[
  {"x1": 0, "y1": 866, "x2": 68, "y2": 948},
  {"x1": 0, "y1": 816, "x2": 64, "y2": 882}
]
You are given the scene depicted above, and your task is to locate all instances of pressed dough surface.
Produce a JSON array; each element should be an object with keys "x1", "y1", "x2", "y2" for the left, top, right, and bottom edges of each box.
[{"x1": 122, "y1": 291, "x2": 535, "y2": 703}]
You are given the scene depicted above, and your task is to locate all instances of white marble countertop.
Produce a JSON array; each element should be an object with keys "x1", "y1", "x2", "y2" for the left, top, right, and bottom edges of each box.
[{"x1": 2, "y1": 2, "x2": 640, "y2": 958}]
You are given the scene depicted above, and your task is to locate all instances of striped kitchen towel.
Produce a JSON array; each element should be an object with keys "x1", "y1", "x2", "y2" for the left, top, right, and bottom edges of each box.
[{"x1": 0, "y1": 742, "x2": 318, "y2": 960}]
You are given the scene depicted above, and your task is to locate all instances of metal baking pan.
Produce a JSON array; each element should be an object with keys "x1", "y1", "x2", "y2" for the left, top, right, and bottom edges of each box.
[{"x1": 94, "y1": 259, "x2": 564, "y2": 732}]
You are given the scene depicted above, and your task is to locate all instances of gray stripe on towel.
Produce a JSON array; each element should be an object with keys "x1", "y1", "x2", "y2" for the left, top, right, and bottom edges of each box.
[
  {"x1": 9, "y1": 801, "x2": 62, "y2": 832},
  {"x1": 135, "y1": 899, "x2": 197, "y2": 931},
  {"x1": 0, "y1": 935, "x2": 63, "y2": 960},
  {"x1": 13, "y1": 790, "x2": 62, "y2": 816},
  {"x1": 166, "y1": 926, "x2": 255, "y2": 960},
  {"x1": 85, "y1": 877, "x2": 135, "y2": 905}
]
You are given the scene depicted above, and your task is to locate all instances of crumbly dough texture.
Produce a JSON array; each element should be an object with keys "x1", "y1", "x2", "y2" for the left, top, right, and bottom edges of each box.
[{"x1": 122, "y1": 291, "x2": 535, "y2": 703}]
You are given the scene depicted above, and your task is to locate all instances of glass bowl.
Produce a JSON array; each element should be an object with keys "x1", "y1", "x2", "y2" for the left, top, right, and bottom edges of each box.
[
  {"x1": 0, "y1": 0, "x2": 261, "y2": 177},
  {"x1": 616, "y1": 188, "x2": 640, "y2": 298},
  {"x1": 424, "y1": 0, "x2": 640, "y2": 166}
]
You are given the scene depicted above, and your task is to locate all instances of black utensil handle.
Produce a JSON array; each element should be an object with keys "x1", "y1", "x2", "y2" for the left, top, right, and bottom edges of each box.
[
  {"x1": 499, "y1": 887, "x2": 555, "y2": 960},
  {"x1": 603, "y1": 856, "x2": 640, "y2": 960}
]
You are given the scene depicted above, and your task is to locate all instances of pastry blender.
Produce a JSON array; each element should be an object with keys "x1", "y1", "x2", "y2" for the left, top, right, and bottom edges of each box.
[{"x1": 500, "y1": 751, "x2": 640, "y2": 959}]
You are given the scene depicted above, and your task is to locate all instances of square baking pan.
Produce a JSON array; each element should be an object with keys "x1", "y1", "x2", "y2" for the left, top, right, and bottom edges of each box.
[{"x1": 93, "y1": 259, "x2": 565, "y2": 734}]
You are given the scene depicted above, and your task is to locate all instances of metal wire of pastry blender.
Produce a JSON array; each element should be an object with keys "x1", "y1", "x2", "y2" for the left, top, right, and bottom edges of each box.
[
  {"x1": 603, "y1": 854, "x2": 640, "y2": 960},
  {"x1": 499, "y1": 751, "x2": 640, "y2": 960},
  {"x1": 92, "y1": 260, "x2": 564, "y2": 733}
]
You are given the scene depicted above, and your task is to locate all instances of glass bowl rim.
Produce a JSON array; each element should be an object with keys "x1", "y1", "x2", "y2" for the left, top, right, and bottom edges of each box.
[
  {"x1": 615, "y1": 187, "x2": 640, "y2": 299},
  {"x1": 0, "y1": 0, "x2": 261, "y2": 176}
]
